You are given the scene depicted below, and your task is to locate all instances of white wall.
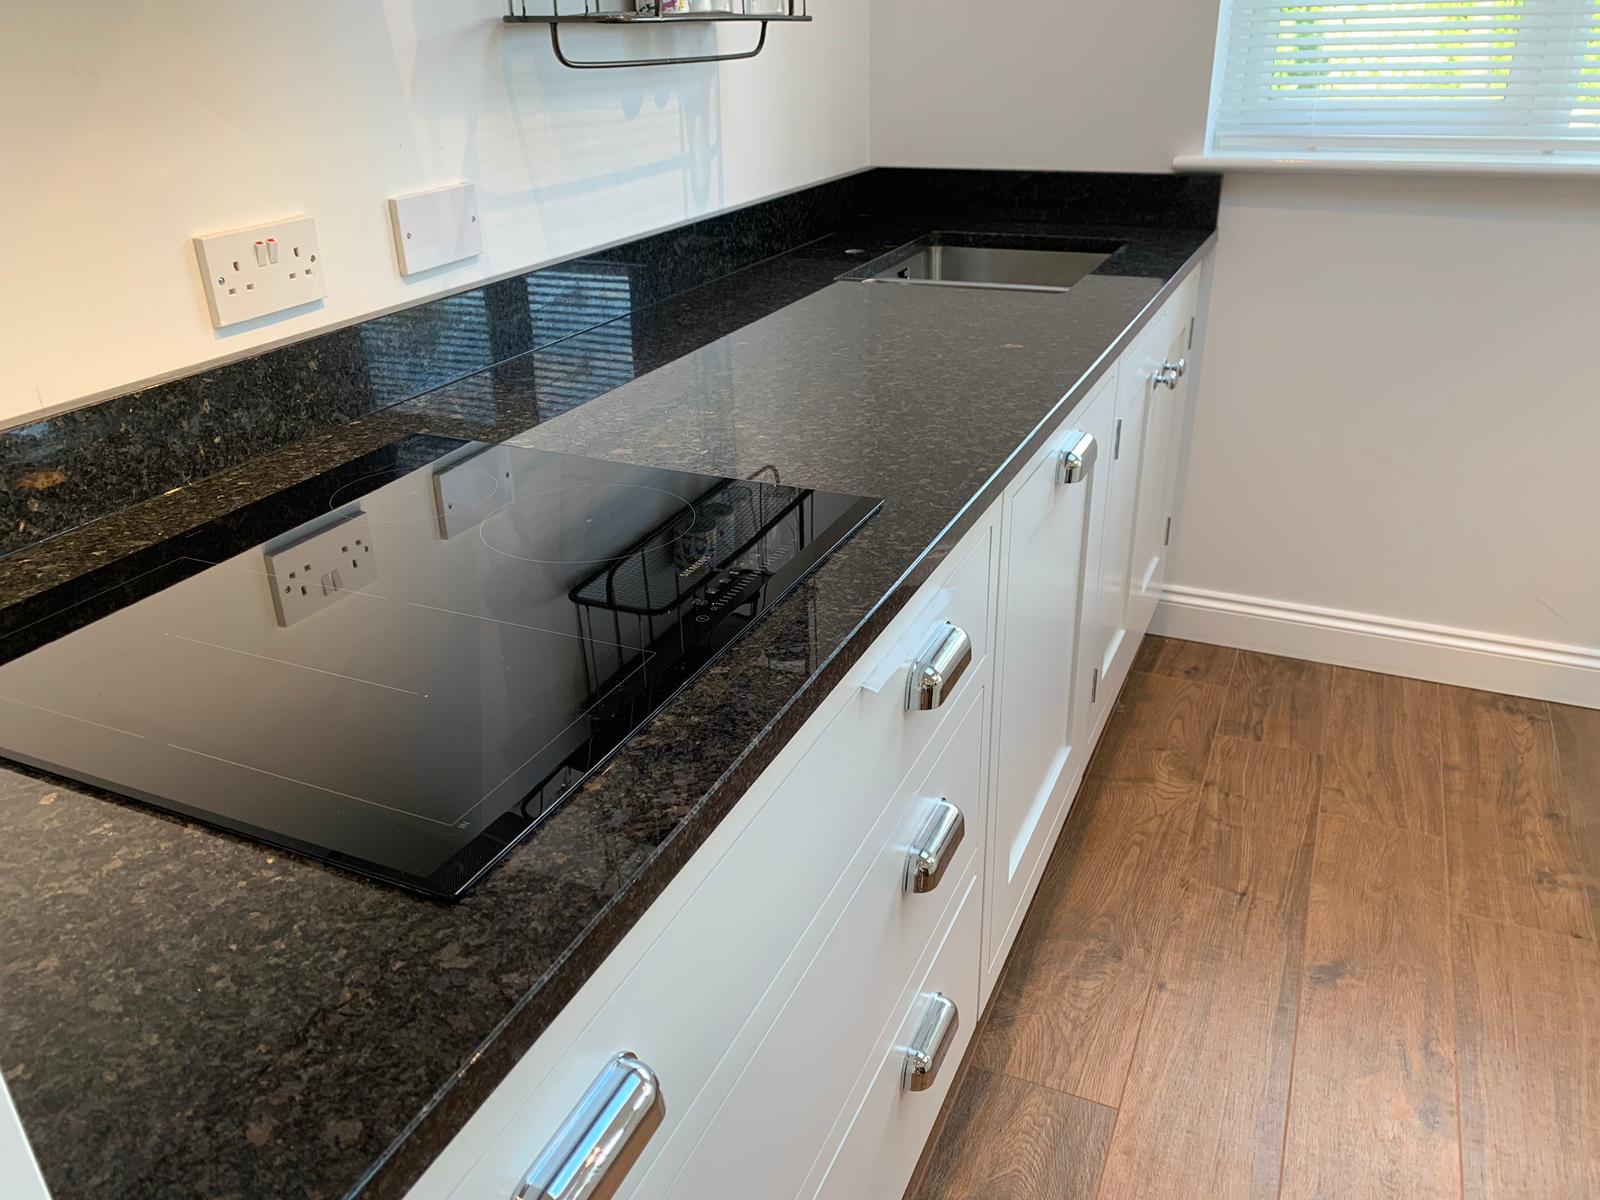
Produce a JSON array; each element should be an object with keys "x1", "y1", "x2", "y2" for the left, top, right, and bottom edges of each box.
[
  {"x1": 868, "y1": 1, "x2": 1600, "y2": 705},
  {"x1": 1164, "y1": 172, "x2": 1600, "y2": 705},
  {"x1": 0, "y1": 1, "x2": 870, "y2": 425},
  {"x1": 869, "y1": 0, "x2": 1220, "y2": 172}
]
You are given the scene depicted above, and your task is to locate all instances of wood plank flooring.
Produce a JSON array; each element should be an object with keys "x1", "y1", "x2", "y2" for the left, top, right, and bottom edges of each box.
[
  {"x1": 1279, "y1": 813, "x2": 1457, "y2": 1200},
  {"x1": 909, "y1": 638, "x2": 1600, "y2": 1200},
  {"x1": 972, "y1": 670, "x2": 1225, "y2": 1106},
  {"x1": 910, "y1": 1069, "x2": 1117, "y2": 1200}
]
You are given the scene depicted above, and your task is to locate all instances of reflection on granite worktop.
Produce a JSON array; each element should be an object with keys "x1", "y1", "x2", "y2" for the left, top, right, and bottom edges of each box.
[
  {"x1": 0, "y1": 234, "x2": 911, "y2": 617},
  {"x1": 0, "y1": 581, "x2": 837, "y2": 1198},
  {"x1": 0, "y1": 173, "x2": 873, "y2": 558},
  {"x1": 0, "y1": 173, "x2": 1216, "y2": 1200},
  {"x1": 1, "y1": 169, "x2": 1220, "y2": 562}
]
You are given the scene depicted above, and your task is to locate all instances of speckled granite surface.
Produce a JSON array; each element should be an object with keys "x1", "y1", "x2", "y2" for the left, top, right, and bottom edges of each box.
[
  {"x1": 0, "y1": 183, "x2": 1215, "y2": 1200},
  {"x1": 0, "y1": 174, "x2": 874, "y2": 556},
  {"x1": 1, "y1": 170, "x2": 1220, "y2": 559}
]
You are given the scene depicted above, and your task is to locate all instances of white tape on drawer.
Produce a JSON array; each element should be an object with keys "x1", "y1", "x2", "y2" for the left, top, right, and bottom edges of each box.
[{"x1": 859, "y1": 589, "x2": 952, "y2": 696}]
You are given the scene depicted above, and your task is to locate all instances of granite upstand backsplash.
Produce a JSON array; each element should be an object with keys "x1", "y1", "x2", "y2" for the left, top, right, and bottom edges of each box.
[{"x1": 1, "y1": 169, "x2": 1218, "y2": 566}]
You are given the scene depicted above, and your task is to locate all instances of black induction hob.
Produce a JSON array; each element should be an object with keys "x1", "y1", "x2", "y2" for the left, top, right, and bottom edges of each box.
[{"x1": 0, "y1": 436, "x2": 879, "y2": 898}]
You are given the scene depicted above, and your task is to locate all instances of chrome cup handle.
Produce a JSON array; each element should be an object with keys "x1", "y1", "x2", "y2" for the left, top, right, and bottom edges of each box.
[{"x1": 515, "y1": 1053, "x2": 664, "y2": 1200}]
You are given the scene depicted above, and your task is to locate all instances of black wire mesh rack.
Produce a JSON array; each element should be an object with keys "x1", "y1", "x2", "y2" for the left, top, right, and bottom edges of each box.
[{"x1": 568, "y1": 468, "x2": 812, "y2": 708}]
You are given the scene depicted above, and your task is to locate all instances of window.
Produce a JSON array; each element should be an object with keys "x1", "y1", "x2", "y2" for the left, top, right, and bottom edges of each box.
[{"x1": 1207, "y1": 0, "x2": 1600, "y2": 161}]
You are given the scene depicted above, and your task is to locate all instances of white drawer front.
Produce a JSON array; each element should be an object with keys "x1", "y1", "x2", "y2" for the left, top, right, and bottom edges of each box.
[
  {"x1": 655, "y1": 686, "x2": 988, "y2": 1200},
  {"x1": 808, "y1": 870, "x2": 982, "y2": 1200},
  {"x1": 832, "y1": 520, "x2": 994, "y2": 815}
]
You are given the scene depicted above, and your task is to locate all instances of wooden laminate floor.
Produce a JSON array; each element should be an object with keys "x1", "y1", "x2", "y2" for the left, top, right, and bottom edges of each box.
[{"x1": 908, "y1": 638, "x2": 1600, "y2": 1200}]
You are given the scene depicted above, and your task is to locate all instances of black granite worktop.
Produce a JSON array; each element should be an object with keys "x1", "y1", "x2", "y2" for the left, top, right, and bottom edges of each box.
[{"x1": 0, "y1": 172, "x2": 1215, "y2": 1200}]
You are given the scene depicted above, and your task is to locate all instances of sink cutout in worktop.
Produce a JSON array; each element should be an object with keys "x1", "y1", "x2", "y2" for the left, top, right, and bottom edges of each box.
[{"x1": 846, "y1": 232, "x2": 1123, "y2": 294}]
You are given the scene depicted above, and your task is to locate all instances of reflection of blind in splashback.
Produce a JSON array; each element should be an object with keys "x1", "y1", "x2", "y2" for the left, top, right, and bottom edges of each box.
[
  {"x1": 360, "y1": 290, "x2": 494, "y2": 407},
  {"x1": 527, "y1": 267, "x2": 636, "y2": 345},
  {"x1": 528, "y1": 268, "x2": 637, "y2": 420},
  {"x1": 534, "y1": 321, "x2": 637, "y2": 420},
  {"x1": 355, "y1": 265, "x2": 637, "y2": 424}
]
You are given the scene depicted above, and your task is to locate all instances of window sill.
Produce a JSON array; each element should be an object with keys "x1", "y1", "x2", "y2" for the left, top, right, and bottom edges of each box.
[{"x1": 1173, "y1": 153, "x2": 1600, "y2": 180}]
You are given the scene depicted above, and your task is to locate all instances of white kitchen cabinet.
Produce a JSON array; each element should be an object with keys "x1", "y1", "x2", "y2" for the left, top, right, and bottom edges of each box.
[
  {"x1": 656, "y1": 689, "x2": 986, "y2": 1200},
  {"x1": 805, "y1": 869, "x2": 982, "y2": 1200},
  {"x1": 403, "y1": 259, "x2": 1211, "y2": 1200},
  {"x1": 1070, "y1": 369, "x2": 1120, "y2": 763},
  {"x1": 1094, "y1": 278, "x2": 1200, "y2": 730},
  {"x1": 1095, "y1": 329, "x2": 1159, "y2": 721},
  {"x1": 982, "y1": 372, "x2": 1112, "y2": 994},
  {"x1": 1126, "y1": 317, "x2": 1194, "y2": 642}
]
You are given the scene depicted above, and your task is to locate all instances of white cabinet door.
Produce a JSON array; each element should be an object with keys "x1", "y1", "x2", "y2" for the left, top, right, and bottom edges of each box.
[
  {"x1": 1097, "y1": 325, "x2": 1161, "y2": 710},
  {"x1": 1126, "y1": 321, "x2": 1193, "y2": 639},
  {"x1": 985, "y1": 417, "x2": 1100, "y2": 984},
  {"x1": 1068, "y1": 374, "x2": 1117, "y2": 766}
]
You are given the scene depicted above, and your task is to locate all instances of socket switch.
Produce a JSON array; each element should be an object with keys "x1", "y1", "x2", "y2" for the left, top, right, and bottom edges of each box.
[
  {"x1": 263, "y1": 510, "x2": 377, "y2": 628},
  {"x1": 194, "y1": 216, "x2": 325, "y2": 328}
]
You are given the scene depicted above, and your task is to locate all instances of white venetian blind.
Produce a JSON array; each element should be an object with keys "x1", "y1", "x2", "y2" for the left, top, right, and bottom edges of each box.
[{"x1": 1209, "y1": 0, "x2": 1600, "y2": 158}]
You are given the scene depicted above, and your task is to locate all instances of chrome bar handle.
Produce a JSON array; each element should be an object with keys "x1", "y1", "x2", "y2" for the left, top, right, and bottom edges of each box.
[
  {"x1": 904, "y1": 799, "x2": 965, "y2": 894},
  {"x1": 515, "y1": 1053, "x2": 664, "y2": 1200},
  {"x1": 901, "y1": 993, "x2": 960, "y2": 1092},
  {"x1": 906, "y1": 622, "x2": 973, "y2": 712},
  {"x1": 1056, "y1": 430, "x2": 1097, "y2": 485}
]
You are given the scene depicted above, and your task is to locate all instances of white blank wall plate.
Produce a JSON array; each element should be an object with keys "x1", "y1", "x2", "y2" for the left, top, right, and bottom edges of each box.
[
  {"x1": 432, "y1": 442, "x2": 515, "y2": 539},
  {"x1": 193, "y1": 216, "x2": 325, "y2": 329},
  {"x1": 389, "y1": 182, "x2": 482, "y2": 276}
]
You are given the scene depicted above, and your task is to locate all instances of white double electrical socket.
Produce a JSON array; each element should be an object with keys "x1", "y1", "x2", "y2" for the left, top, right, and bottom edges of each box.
[
  {"x1": 193, "y1": 216, "x2": 325, "y2": 328},
  {"x1": 263, "y1": 510, "x2": 378, "y2": 628}
]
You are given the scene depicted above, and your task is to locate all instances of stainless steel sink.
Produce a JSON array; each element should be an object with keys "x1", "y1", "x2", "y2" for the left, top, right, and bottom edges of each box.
[{"x1": 862, "y1": 243, "x2": 1113, "y2": 293}]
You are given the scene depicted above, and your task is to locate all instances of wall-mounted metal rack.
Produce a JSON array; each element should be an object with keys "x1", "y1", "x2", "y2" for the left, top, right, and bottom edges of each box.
[
  {"x1": 571, "y1": 472, "x2": 808, "y2": 620},
  {"x1": 504, "y1": 1, "x2": 811, "y2": 69},
  {"x1": 565, "y1": 467, "x2": 815, "y2": 763}
]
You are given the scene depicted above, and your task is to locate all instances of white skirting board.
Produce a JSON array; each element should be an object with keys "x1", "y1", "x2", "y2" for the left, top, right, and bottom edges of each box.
[{"x1": 1151, "y1": 584, "x2": 1600, "y2": 711}]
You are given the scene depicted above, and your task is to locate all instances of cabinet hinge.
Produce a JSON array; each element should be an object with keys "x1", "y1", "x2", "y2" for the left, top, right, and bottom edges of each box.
[
  {"x1": 1091, "y1": 667, "x2": 1100, "y2": 704},
  {"x1": 1187, "y1": 316, "x2": 1195, "y2": 349},
  {"x1": 1113, "y1": 418, "x2": 1123, "y2": 461},
  {"x1": 1164, "y1": 516, "x2": 1173, "y2": 547}
]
